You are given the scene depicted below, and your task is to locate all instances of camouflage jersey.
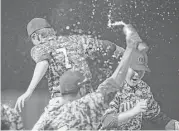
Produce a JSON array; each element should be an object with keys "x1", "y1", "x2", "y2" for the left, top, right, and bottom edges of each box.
[
  {"x1": 1, "y1": 104, "x2": 24, "y2": 130},
  {"x1": 100, "y1": 80, "x2": 171, "y2": 130},
  {"x1": 32, "y1": 78, "x2": 120, "y2": 130},
  {"x1": 31, "y1": 35, "x2": 123, "y2": 97}
]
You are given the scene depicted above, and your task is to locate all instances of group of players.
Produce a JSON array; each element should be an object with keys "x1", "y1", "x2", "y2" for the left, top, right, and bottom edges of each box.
[{"x1": 1, "y1": 18, "x2": 179, "y2": 130}]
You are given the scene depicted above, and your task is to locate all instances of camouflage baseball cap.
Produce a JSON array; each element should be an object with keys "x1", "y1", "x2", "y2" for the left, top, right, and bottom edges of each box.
[
  {"x1": 131, "y1": 50, "x2": 151, "y2": 72},
  {"x1": 60, "y1": 70, "x2": 85, "y2": 95},
  {"x1": 27, "y1": 18, "x2": 51, "y2": 36}
]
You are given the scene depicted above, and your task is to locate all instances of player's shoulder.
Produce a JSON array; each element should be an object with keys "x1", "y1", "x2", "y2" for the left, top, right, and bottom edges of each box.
[
  {"x1": 31, "y1": 43, "x2": 49, "y2": 53},
  {"x1": 74, "y1": 92, "x2": 103, "y2": 107},
  {"x1": 57, "y1": 35, "x2": 71, "y2": 43},
  {"x1": 57, "y1": 35, "x2": 90, "y2": 45},
  {"x1": 137, "y1": 80, "x2": 151, "y2": 92}
]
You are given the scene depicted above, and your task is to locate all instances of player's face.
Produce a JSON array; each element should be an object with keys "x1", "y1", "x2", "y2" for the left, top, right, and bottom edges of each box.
[
  {"x1": 31, "y1": 33, "x2": 41, "y2": 45},
  {"x1": 31, "y1": 28, "x2": 56, "y2": 45},
  {"x1": 125, "y1": 68, "x2": 145, "y2": 86}
]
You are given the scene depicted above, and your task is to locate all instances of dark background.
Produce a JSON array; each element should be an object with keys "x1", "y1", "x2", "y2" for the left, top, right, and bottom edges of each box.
[{"x1": 1, "y1": 0, "x2": 179, "y2": 129}]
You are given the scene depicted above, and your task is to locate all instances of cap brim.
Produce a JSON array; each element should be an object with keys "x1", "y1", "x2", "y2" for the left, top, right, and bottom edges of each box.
[{"x1": 132, "y1": 65, "x2": 151, "y2": 72}]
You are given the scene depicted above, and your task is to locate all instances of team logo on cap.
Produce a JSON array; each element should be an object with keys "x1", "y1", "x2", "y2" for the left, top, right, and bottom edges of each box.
[{"x1": 138, "y1": 56, "x2": 145, "y2": 64}]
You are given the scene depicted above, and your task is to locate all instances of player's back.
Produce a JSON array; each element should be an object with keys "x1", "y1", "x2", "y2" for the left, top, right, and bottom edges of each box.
[{"x1": 46, "y1": 92, "x2": 107, "y2": 130}]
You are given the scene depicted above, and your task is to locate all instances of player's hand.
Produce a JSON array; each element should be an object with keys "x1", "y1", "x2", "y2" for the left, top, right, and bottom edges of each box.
[
  {"x1": 123, "y1": 24, "x2": 139, "y2": 49},
  {"x1": 14, "y1": 92, "x2": 31, "y2": 112},
  {"x1": 123, "y1": 24, "x2": 149, "y2": 52},
  {"x1": 132, "y1": 99, "x2": 148, "y2": 115},
  {"x1": 123, "y1": 24, "x2": 136, "y2": 37}
]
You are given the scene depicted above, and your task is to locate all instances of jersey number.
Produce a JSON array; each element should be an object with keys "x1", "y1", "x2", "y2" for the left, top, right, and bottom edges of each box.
[{"x1": 56, "y1": 48, "x2": 72, "y2": 69}]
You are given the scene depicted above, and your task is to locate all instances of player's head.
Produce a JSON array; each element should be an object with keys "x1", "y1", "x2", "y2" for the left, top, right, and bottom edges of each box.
[
  {"x1": 125, "y1": 50, "x2": 150, "y2": 86},
  {"x1": 59, "y1": 70, "x2": 86, "y2": 100},
  {"x1": 27, "y1": 18, "x2": 56, "y2": 45}
]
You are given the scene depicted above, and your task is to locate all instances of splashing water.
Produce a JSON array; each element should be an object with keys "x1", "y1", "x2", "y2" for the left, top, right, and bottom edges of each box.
[
  {"x1": 107, "y1": 3, "x2": 126, "y2": 28},
  {"x1": 108, "y1": 20, "x2": 126, "y2": 28},
  {"x1": 107, "y1": 6, "x2": 149, "y2": 52}
]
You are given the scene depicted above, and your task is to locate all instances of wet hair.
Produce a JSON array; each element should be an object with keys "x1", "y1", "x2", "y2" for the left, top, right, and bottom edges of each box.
[{"x1": 1, "y1": 103, "x2": 24, "y2": 130}]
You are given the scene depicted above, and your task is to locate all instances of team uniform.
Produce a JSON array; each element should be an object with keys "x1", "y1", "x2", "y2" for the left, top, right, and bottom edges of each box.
[
  {"x1": 31, "y1": 35, "x2": 124, "y2": 130},
  {"x1": 32, "y1": 78, "x2": 120, "y2": 130},
  {"x1": 100, "y1": 80, "x2": 172, "y2": 130},
  {"x1": 31, "y1": 35, "x2": 123, "y2": 97},
  {"x1": 1, "y1": 104, "x2": 24, "y2": 130}
]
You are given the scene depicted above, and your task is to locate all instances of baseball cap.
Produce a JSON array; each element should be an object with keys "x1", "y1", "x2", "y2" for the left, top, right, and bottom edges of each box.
[
  {"x1": 131, "y1": 50, "x2": 151, "y2": 72},
  {"x1": 60, "y1": 70, "x2": 85, "y2": 95},
  {"x1": 27, "y1": 18, "x2": 51, "y2": 36}
]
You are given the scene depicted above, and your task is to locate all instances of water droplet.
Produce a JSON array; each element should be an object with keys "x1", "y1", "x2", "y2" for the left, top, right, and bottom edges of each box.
[{"x1": 66, "y1": 26, "x2": 70, "y2": 30}]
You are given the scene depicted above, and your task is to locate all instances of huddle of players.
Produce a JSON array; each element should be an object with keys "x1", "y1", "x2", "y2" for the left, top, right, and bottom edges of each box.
[{"x1": 2, "y1": 18, "x2": 178, "y2": 130}]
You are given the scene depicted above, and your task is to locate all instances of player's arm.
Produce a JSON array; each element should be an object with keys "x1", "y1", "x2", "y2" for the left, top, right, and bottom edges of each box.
[
  {"x1": 15, "y1": 45, "x2": 50, "y2": 112},
  {"x1": 101, "y1": 94, "x2": 147, "y2": 129},
  {"x1": 96, "y1": 24, "x2": 140, "y2": 105}
]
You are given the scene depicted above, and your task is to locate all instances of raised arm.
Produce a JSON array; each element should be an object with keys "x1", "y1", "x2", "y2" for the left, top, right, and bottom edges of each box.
[
  {"x1": 99, "y1": 25, "x2": 150, "y2": 129},
  {"x1": 96, "y1": 24, "x2": 143, "y2": 106},
  {"x1": 110, "y1": 24, "x2": 144, "y2": 86}
]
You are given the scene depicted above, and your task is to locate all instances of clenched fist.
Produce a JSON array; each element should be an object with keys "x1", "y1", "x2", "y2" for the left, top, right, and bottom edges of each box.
[{"x1": 131, "y1": 99, "x2": 148, "y2": 115}]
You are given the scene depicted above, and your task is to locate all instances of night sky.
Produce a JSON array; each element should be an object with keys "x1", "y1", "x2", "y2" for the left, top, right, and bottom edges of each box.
[{"x1": 2, "y1": 0, "x2": 179, "y2": 129}]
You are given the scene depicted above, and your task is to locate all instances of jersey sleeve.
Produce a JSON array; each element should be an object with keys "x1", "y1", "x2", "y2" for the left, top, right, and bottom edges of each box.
[{"x1": 31, "y1": 44, "x2": 51, "y2": 63}]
